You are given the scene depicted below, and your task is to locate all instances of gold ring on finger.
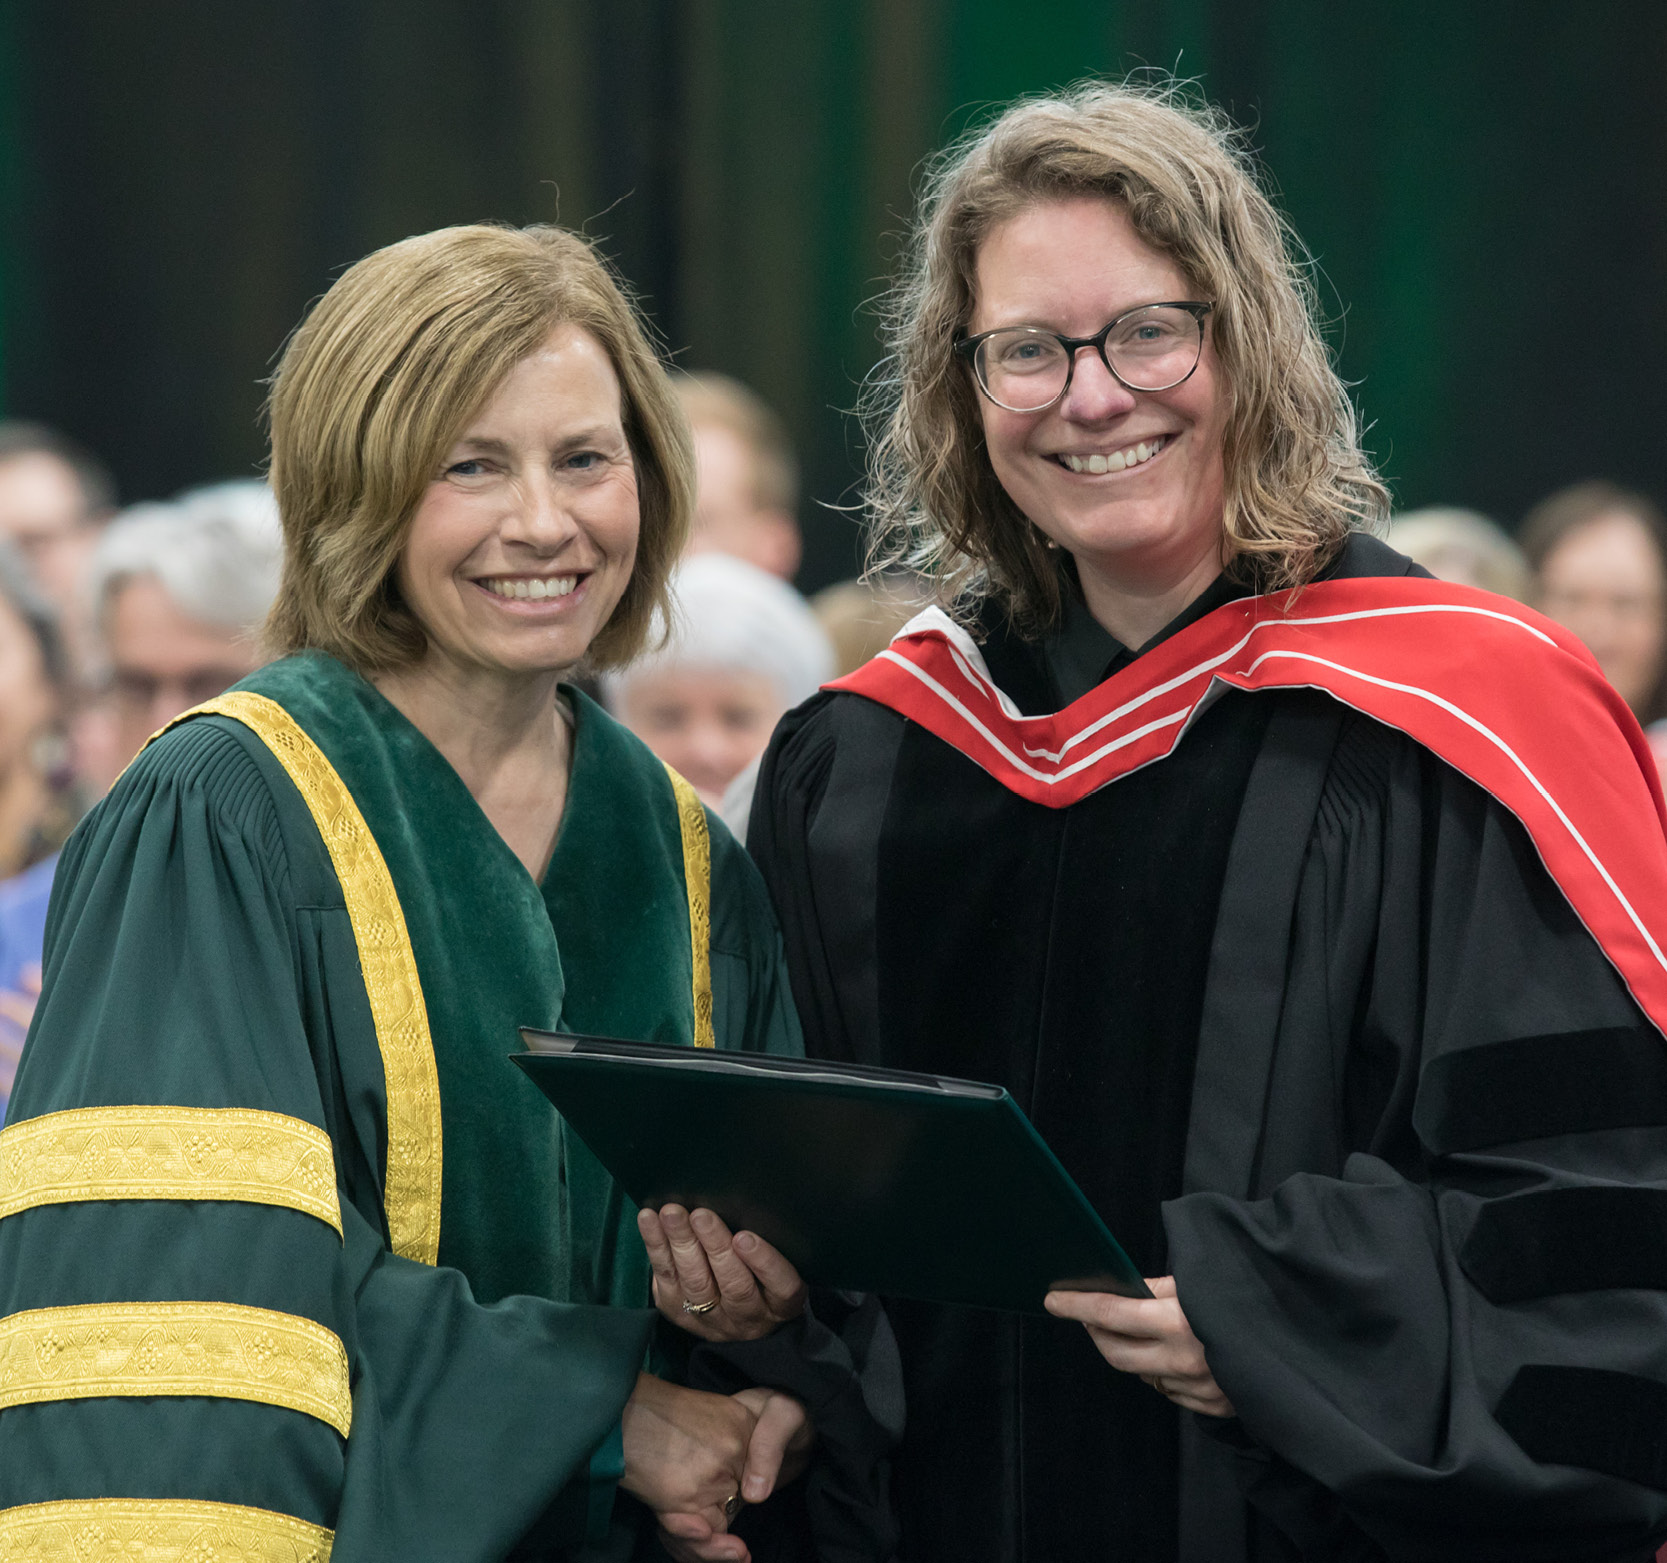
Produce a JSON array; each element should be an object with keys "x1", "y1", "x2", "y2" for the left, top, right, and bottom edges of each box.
[{"x1": 681, "y1": 1296, "x2": 720, "y2": 1316}]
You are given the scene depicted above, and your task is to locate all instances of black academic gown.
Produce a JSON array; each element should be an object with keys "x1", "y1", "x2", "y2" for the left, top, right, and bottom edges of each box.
[{"x1": 748, "y1": 535, "x2": 1667, "y2": 1563}]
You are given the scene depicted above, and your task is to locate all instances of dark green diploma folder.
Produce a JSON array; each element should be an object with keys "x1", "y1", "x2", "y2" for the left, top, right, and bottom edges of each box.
[{"x1": 513, "y1": 1032, "x2": 1149, "y2": 1314}]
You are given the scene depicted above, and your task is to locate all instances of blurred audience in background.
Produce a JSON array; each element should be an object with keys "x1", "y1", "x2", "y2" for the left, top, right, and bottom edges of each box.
[
  {"x1": 811, "y1": 573, "x2": 925, "y2": 676},
  {"x1": 676, "y1": 371, "x2": 804, "y2": 580},
  {"x1": 674, "y1": 369, "x2": 923, "y2": 675},
  {"x1": 0, "y1": 478, "x2": 281, "y2": 1120},
  {"x1": 86, "y1": 479, "x2": 282, "y2": 787},
  {"x1": 1521, "y1": 481, "x2": 1667, "y2": 726},
  {"x1": 0, "y1": 544, "x2": 79, "y2": 880},
  {"x1": 605, "y1": 552, "x2": 833, "y2": 837},
  {"x1": 1386, "y1": 506, "x2": 1530, "y2": 601},
  {"x1": 0, "y1": 541, "x2": 82, "y2": 1120},
  {"x1": 0, "y1": 421, "x2": 117, "y2": 681}
]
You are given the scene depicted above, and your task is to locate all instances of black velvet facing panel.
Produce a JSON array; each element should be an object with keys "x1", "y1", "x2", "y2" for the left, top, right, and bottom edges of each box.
[
  {"x1": 1417, "y1": 1027, "x2": 1667, "y2": 1155},
  {"x1": 1497, "y1": 1365, "x2": 1667, "y2": 1493},
  {"x1": 1460, "y1": 1186, "x2": 1667, "y2": 1304},
  {"x1": 869, "y1": 686, "x2": 1270, "y2": 1562}
]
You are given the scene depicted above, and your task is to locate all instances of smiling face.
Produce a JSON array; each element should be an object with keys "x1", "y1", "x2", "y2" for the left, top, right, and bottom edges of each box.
[
  {"x1": 969, "y1": 197, "x2": 1230, "y2": 607},
  {"x1": 395, "y1": 323, "x2": 640, "y2": 686}
]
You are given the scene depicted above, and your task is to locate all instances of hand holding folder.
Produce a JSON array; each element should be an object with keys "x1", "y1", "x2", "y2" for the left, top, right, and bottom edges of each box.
[
  {"x1": 637, "y1": 1202, "x2": 809, "y2": 1341},
  {"x1": 514, "y1": 1032, "x2": 1150, "y2": 1315}
]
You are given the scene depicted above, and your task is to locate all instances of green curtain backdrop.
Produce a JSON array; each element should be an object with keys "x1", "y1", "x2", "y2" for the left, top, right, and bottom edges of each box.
[{"x1": 5, "y1": 0, "x2": 1665, "y2": 589}]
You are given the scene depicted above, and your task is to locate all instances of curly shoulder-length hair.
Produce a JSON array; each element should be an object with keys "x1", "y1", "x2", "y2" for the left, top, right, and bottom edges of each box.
[
  {"x1": 865, "y1": 79, "x2": 1389, "y2": 630},
  {"x1": 265, "y1": 223, "x2": 693, "y2": 671}
]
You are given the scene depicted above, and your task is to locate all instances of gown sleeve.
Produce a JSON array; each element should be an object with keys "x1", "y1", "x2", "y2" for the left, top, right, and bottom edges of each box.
[
  {"x1": 1165, "y1": 716, "x2": 1667, "y2": 1558},
  {"x1": 0, "y1": 720, "x2": 653, "y2": 1561}
]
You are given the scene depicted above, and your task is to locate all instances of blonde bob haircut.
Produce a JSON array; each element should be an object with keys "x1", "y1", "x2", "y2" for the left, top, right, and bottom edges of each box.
[
  {"x1": 266, "y1": 223, "x2": 693, "y2": 671},
  {"x1": 866, "y1": 78, "x2": 1390, "y2": 630}
]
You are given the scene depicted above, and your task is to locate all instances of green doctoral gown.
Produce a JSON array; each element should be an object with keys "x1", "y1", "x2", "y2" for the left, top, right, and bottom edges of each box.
[{"x1": 0, "y1": 650, "x2": 803, "y2": 1562}]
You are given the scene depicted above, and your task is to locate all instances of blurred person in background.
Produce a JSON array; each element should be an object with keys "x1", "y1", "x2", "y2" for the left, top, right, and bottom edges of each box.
[
  {"x1": 675, "y1": 371, "x2": 924, "y2": 678},
  {"x1": 0, "y1": 421, "x2": 117, "y2": 678},
  {"x1": 1385, "y1": 505, "x2": 1530, "y2": 600},
  {"x1": 88, "y1": 478, "x2": 281, "y2": 784},
  {"x1": 0, "y1": 542, "x2": 80, "y2": 1123},
  {"x1": 809, "y1": 574, "x2": 925, "y2": 678},
  {"x1": 1521, "y1": 480, "x2": 1667, "y2": 724},
  {"x1": 606, "y1": 552, "x2": 833, "y2": 836},
  {"x1": 676, "y1": 372, "x2": 803, "y2": 580}
]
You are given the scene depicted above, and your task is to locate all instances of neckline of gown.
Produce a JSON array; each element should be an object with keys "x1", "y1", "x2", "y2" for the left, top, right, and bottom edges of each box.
[{"x1": 303, "y1": 652, "x2": 595, "y2": 898}]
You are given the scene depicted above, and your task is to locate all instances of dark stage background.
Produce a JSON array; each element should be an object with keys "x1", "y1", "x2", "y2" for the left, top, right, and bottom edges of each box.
[{"x1": 3, "y1": 1, "x2": 1665, "y2": 591}]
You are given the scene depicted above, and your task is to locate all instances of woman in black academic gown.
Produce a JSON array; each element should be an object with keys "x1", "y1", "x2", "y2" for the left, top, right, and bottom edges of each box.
[{"x1": 748, "y1": 81, "x2": 1667, "y2": 1561}]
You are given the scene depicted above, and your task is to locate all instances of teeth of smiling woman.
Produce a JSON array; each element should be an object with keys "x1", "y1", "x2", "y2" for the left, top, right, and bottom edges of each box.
[
  {"x1": 482, "y1": 577, "x2": 578, "y2": 601},
  {"x1": 1061, "y1": 437, "x2": 1166, "y2": 474}
]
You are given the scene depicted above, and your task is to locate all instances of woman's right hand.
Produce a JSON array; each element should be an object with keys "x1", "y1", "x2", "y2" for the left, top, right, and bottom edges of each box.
[
  {"x1": 620, "y1": 1372, "x2": 754, "y2": 1521},
  {"x1": 619, "y1": 1374, "x2": 811, "y2": 1563}
]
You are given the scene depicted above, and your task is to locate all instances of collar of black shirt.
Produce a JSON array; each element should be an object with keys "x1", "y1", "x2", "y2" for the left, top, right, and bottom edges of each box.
[{"x1": 1041, "y1": 564, "x2": 1253, "y2": 708}]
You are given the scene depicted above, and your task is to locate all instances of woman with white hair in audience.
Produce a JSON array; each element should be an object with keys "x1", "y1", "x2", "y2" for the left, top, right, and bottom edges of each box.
[{"x1": 606, "y1": 553, "x2": 833, "y2": 837}]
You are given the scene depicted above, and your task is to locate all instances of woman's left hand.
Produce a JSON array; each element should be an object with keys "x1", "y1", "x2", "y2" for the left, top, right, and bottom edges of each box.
[
  {"x1": 1044, "y1": 1275, "x2": 1235, "y2": 1418},
  {"x1": 639, "y1": 1204, "x2": 807, "y2": 1342}
]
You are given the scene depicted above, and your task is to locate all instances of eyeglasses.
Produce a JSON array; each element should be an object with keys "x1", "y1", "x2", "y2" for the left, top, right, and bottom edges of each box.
[{"x1": 954, "y1": 301, "x2": 1213, "y2": 413}]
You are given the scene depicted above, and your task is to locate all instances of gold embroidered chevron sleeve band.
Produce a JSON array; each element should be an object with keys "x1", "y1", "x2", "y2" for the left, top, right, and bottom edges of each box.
[
  {"x1": 164, "y1": 693, "x2": 444, "y2": 1265},
  {"x1": 663, "y1": 764, "x2": 715, "y2": 1048},
  {"x1": 0, "y1": 1301, "x2": 352, "y2": 1437},
  {"x1": 0, "y1": 1498, "x2": 332, "y2": 1561},
  {"x1": 0, "y1": 1106, "x2": 341, "y2": 1234}
]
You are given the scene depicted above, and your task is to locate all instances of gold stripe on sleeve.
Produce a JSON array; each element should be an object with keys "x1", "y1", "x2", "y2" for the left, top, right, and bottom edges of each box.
[
  {"x1": 0, "y1": 1498, "x2": 332, "y2": 1560},
  {"x1": 0, "y1": 1105, "x2": 341, "y2": 1235},
  {"x1": 663, "y1": 764, "x2": 715, "y2": 1048},
  {"x1": 159, "y1": 693, "x2": 443, "y2": 1266},
  {"x1": 0, "y1": 1301, "x2": 352, "y2": 1437}
]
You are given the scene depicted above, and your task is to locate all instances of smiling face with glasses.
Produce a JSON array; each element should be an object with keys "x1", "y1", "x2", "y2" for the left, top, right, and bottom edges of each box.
[{"x1": 964, "y1": 196, "x2": 1231, "y2": 647}]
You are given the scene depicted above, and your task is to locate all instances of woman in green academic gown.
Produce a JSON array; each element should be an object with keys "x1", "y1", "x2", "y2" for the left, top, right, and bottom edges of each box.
[{"x1": 0, "y1": 223, "x2": 895, "y2": 1562}]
